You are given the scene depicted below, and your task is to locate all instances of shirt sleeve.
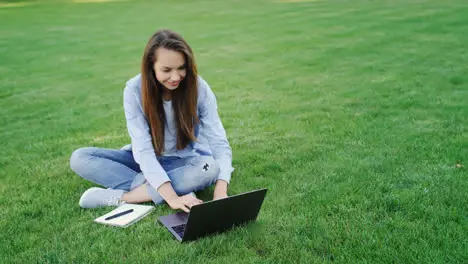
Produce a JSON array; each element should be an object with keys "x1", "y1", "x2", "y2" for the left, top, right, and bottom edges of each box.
[
  {"x1": 123, "y1": 82, "x2": 171, "y2": 190},
  {"x1": 198, "y1": 78, "x2": 234, "y2": 183}
]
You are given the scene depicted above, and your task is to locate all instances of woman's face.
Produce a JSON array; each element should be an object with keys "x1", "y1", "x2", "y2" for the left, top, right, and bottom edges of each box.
[{"x1": 153, "y1": 47, "x2": 187, "y2": 90}]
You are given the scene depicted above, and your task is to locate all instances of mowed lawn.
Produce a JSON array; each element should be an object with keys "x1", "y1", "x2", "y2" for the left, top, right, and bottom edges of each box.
[{"x1": 1, "y1": 0, "x2": 467, "y2": 262}]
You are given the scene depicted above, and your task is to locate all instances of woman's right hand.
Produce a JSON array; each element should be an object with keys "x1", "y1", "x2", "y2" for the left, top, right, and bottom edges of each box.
[{"x1": 166, "y1": 194, "x2": 203, "y2": 213}]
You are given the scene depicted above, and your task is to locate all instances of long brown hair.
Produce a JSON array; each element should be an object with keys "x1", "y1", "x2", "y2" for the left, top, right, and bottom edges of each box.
[{"x1": 141, "y1": 29, "x2": 199, "y2": 155}]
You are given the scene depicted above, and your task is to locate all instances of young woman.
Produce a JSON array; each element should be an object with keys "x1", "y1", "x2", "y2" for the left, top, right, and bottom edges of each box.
[{"x1": 70, "y1": 29, "x2": 233, "y2": 213}]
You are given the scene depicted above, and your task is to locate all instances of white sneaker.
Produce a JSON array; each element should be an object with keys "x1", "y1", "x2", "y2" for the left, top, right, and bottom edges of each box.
[{"x1": 79, "y1": 187, "x2": 125, "y2": 209}]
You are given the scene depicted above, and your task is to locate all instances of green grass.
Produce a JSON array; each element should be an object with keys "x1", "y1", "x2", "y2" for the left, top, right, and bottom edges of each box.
[{"x1": 1, "y1": 0, "x2": 467, "y2": 262}]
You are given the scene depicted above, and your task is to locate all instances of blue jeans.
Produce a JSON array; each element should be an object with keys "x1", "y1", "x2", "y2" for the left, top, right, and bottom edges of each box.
[{"x1": 70, "y1": 147, "x2": 220, "y2": 204}]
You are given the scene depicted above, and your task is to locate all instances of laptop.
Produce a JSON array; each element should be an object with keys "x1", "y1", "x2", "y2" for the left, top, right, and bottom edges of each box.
[{"x1": 158, "y1": 188, "x2": 267, "y2": 242}]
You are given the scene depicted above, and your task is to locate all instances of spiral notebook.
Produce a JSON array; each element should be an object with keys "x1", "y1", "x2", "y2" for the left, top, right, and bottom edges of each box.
[{"x1": 94, "y1": 204, "x2": 155, "y2": 228}]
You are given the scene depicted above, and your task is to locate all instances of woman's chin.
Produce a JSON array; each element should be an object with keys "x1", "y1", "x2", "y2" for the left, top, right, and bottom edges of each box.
[{"x1": 163, "y1": 85, "x2": 179, "y2": 90}]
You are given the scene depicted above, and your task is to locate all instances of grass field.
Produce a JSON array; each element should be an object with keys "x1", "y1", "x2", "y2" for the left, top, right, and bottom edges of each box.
[{"x1": 1, "y1": 0, "x2": 467, "y2": 263}]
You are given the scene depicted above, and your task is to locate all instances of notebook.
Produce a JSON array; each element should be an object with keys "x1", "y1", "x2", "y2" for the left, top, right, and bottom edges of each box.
[{"x1": 94, "y1": 204, "x2": 154, "y2": 228}]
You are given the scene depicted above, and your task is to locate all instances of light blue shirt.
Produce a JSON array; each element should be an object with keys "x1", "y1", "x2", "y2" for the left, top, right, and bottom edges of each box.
[
  {"x1": 122, "y1": 74, "x2": 234, "y2": 191},
  {"x1": 161, "y1": 100, "x2": 177, "y2": 156}
]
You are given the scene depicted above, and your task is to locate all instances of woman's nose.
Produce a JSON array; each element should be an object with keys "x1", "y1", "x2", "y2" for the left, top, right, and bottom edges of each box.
[{"x1": 170, "y1": 73, "x2": 181, "y2": 81}]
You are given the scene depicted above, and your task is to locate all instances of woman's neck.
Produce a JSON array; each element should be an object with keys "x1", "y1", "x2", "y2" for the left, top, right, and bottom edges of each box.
[{"x1": 162, "y1": 90, "x2": 172, "y2": 101}]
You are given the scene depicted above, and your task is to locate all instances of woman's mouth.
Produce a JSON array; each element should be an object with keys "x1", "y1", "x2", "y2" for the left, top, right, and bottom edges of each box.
[{"x1": 168, "y1": 81, "x2": 180, "y2": 87}]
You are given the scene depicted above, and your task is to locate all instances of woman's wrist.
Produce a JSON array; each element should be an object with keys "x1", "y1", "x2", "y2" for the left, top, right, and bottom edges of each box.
[
  {"x1": 214, "y1": 180, "x2": 228, "y2": 198},
  {"x1": 157, "y1": 181, "x2": 179, "y2": 203},
  {"x1": 215, "y1": 179, "x2": 228, "y2": 190}
]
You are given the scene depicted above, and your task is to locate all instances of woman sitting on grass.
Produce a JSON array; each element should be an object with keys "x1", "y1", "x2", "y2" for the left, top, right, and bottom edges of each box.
[{"x1": 70, "y1": 29, "x2": 233, "y2": 213}]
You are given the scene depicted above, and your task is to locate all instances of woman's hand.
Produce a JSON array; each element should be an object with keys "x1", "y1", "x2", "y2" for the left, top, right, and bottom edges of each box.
[
  {"x1": 158, "y1": 182, "x2": 203, "y2": 213},
  {"x1": 166, "y1": 194, "x2": 203, "y2": 213}
]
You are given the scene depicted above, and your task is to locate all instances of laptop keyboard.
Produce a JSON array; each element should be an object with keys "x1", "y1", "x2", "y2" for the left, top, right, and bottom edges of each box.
[{"x1": 171, "y1": 224, "x2": 186, "y2": 237}]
